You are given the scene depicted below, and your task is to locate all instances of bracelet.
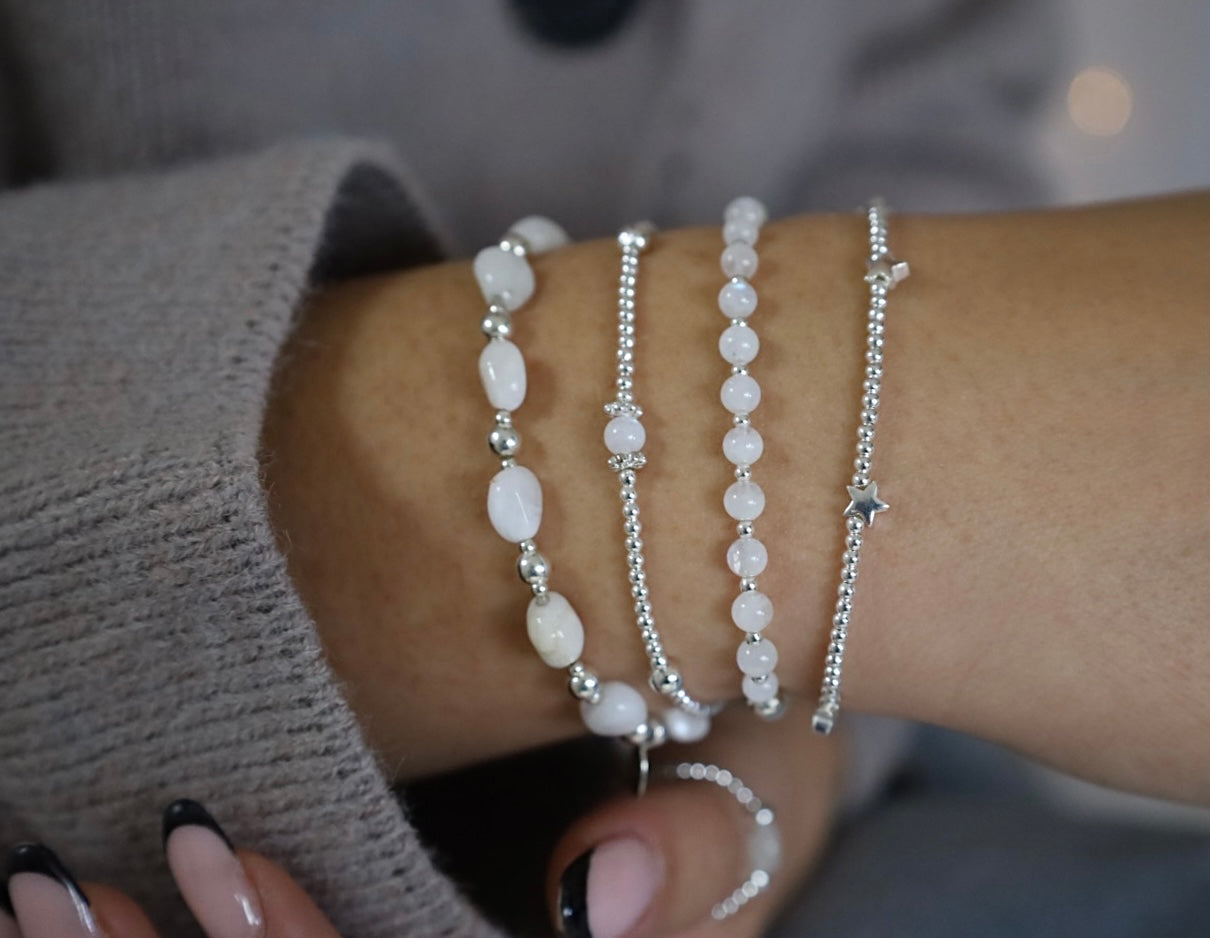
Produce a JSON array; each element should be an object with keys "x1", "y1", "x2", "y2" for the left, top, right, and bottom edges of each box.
[
  {"x1": 714, "y1": 196, "x2": 785, "y2": 720},
  {"x1": 603, "y1": 223, "x2": 716, "y2": 732},
  {"x1": 474, "y1": 217, "x2": 659, "y2": 744},
  {"x1": 811, "y1": 198, "x2": 909, "y2": 735}
]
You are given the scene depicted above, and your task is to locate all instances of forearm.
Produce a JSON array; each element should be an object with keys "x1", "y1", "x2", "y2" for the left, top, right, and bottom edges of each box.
[{"x1": 262, "y1": 194, "x2": 1210, "y2": 797}]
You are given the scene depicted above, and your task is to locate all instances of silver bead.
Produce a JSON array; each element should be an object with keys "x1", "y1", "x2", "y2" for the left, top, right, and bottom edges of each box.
[
  {"x1": 861, "y1": 393, "x2": 880, "y2": 411},
  {"x1": 734, "y1": 466, "x2": 752, "y2": 481},
  {"x1": 844, "y1": 534, "x2": 863, "y2": 551},
  {"x1": 617, "y1": 221, "x2": 656, "y2": 253},
  {"x1": 854, "y1": 457, "x2": 872, "y2": 474},
  {"x1": 517, "y1": 549, "x2": 551, "y2": 584},
  {"x1": 753, "y1": 696, "x2": 786, "y2": 721},
  {"x1": 840, "y1": 565, "x2": 858, "y2": 583},
  {"x1": 857, "y1": 425, "x2": 875, "y2": 442},
  {"x1": 480, "y1": 310, "x2": 513, "y2": 339},
  {"x1": 731, "y1": 365, "x2": 748, "y2": 376},
  {"x1": 865, "y1": 349, "x2": 883, "y2": 365},
  {"x1": 736, "y1": 522, "x2": 755, "y2": 538},
  {"x1": 488, "y1": 425, "x2": 521, "y2": 457},
  {"x1": 517, "y1": 538, "x2": 536, "y2": 553},
  {"x1": 627, "y1": 717, "x2": 667, "y2": 749},
  {"x1": 846, "y1": 516, "x2": 864, "y2": 533},
  {"x1": 832, "y1": 612, "x2": 850, "y2": 628},
  {"x1": 531, "y1": 581, "x2": 549, "y2": 599},
  {"x1": 856, "y1": 442, "x2": 873, "y2": 459},
  {"x1": 498, "y1": 456, "x2": 516, "y2": 469},
  {"x1": 624, "y1": 519, "x2": 642, "y2": 537},
  {"x1": 739, "y1": 578, "x2": 758, "y2": 592},
  {"x1": 867, "y1": 335, "x2": 885, "y2": 352},
  {"x1": 651, "y1": 666, "x2": 684, "y2": 696},
  {"x1": 860, "y1": 409, "x2": 878, "y2": 426},
  {"x1": 625, "y1": 536, "x2": 643, "y2": 552},
  {"x1": 867, "y1": 321, "x2": 885, "y2": 337},
  {"x1": 568, "y1": 667, "x2": 601, "y2": 703},
  {"x1": 733, "y1": 414, "x2": 751, "y2": 427},
  {"x1": 838, "y1": 582, "x2": 855, "y2": 599}
]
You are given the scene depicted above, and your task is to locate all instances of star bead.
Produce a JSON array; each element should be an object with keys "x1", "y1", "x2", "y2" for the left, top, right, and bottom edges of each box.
[{"x1": 844, "y1": 482, "x2": 889, "y2": 526}]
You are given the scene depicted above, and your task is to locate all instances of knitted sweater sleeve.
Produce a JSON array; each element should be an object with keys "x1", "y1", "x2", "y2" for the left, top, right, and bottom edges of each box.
[{"x1": 0, "y1": 139, "x2": 502, "y2": 938}]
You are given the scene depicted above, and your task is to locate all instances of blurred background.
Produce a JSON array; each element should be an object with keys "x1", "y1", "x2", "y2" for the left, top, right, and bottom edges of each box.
[{"x1": 1043, "y1": 0, "x2": 1210, "y2": 202}]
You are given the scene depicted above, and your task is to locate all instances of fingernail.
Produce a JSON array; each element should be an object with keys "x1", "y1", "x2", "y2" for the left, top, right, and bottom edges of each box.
[
  {"x1": 6, "y1": 843, "x2": 105, "y2": 936},
  {"x1": 0, "y1": 885, "x2": 19, "y2": 938},
  {"x1": 558, "y1": 837, "x2": 661, "y2": 938},
  {"x1": 163, "y1": 799, "x2": 265, "y2": 938}
]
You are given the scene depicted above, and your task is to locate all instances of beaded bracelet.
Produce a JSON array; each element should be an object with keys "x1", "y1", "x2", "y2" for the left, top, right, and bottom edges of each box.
[
  {"x1": 714, "y1": 196, "x2": 785, "y2": 719},
  {"x1": 602, "y1": 223, "x2": 716, "y2": 734},
  {"x1": 474, "y1": 217, "x2": 658, "y2": 744},
  {"x1": 811, "y1": 198, "x2": 908, "y2": 734}
]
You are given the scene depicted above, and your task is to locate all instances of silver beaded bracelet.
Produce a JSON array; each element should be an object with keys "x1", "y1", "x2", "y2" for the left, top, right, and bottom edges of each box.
[
  {"x1": 811, "y1": 198, "x2": 909, "y2": 734},
  {"x1": 714, "y1": 196, "x2": 785, "y2": 720}
]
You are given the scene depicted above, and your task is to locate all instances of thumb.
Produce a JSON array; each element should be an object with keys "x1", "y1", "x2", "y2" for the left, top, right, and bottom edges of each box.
[{"x1": 548, "y1": 705, "x2": 842, "y2": 938}]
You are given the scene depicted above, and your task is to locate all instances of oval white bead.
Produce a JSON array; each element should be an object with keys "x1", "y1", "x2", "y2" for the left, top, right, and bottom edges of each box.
[
  {"x1": 580, "y1": 681, "x2": 648, "y2": 736},
  {"x1": 725, "y1": 196, "x2": 768, "y2": 228},
  {"x1": 509, "y1": 215, "x2": 570, "y2": 255},
  {"x1": 663, "y1": 707, "x2": 712, "y2": 743},
  {"x1": 478, "y1": 339, "x2": 527, "y2": 411},
  {"x1": 743, "y1": 672, "x2": 780, "y2": 703},
  {"x1": 721, "y1": 243, "x2": 759, "y2": 279},
  {"x1": 719, "y1": 323, "x2": 760, "y2": 366},
  {"x1": 723, "y1": 218, "x2": 759, "y2": 246},
  {"x1": 718, "y1": 278, "x2": 758, "y2": 319},
  {"x1": 749, "y1": 817, "x2": 783, "y2": 873},
  {"x1": 727, "y1": 537, "x2": 768, "y2": 577},
  {"x1": 723, "y1": 425, "x2": 764, "y2": 465},
  {"x1": 603, "y1": 415, "x2": 646, "y2": 454},
  {"x1": 731, "y1": 590, "x2": 774, "y2": 632},
  {"x1": 473, "y1": 246, "x2": 535, "y2": 311},
  {"x1": 487, "y1": 465, "x2": 543, "y2": 543},
  {"x1": 720, "y1": 374, "x2": 762, "y2": 414},
  {"x1": 724, "y1": 480, "x2": 766, "y2": 521},
  {"x1": 737, "y1": 638, "x2": 779, "y2": 676},
  {"x1": 526, "y1": 592, "x2": 584, "y2": 668}
]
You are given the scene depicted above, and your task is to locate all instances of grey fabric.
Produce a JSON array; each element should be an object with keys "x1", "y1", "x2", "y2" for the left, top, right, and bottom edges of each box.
[{"x1": 0, "y1": 2, "x2": 1065, "y2": 935}]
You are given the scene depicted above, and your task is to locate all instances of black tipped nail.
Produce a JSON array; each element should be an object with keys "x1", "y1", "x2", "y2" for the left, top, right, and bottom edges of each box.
[
  {"x1": 162, "y1": 799, "x2": 233, "y2": 851},
  {"x1": 557, "y1": 849, "x2": 593, "y2": 938},
  {"x1": 5, "y1": 843, "x2": 90, "y2": 907}
]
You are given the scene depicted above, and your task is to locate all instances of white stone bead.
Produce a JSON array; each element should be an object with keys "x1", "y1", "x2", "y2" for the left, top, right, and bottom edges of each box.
[
  {"x1": 724, "y1": 480, "x2": 765, "y2": 521},
  {"x1": 487, "y1": 465, "x2": 543, "y2": 543},
  {"x1": 509, "y1": 216, "x2": 570, "y2": 255},
  {"x1": 526, "y1": 592, "x2": 584, "y2": 668},
  {"x1": 473, "y1": 246, "x2": 535, "y2": 311},
  {"x1": 718, "y1": 278, "x2": 758, "y2": 319},
  {"x1": 723, "y1": 218, "x2": 759, "y2": 246},
  {"x1": 737, "y1": 638, "x2": 779, "y2": 676},
  {"x1": 727, "y1": 537, "x2": 768, "y2": 577},
  {"x1": 749, "y1": 817, "x2": 782, "y2": 873},
  {"x1": 725, "y1": 196, "x2": 768, "y2": 228},
  {"x1": 580, "y1": 681, "x2": 648, "y2": 736},
  {"x1": 663, "y1": 707, "x2": 711, "y2": 743},
  {"x1": 478, "y1": 339, "x2": 526, "y2": 411},
  {"x1": 721, "y1": 243, "x2": 759, "y2": 279},
  {"x1": 731, "y1": 590, "x2": 773, "y2": 632},
  {"x1": 723, "y1": 425, "x2": 764, "y2": 465},
  {"x1": 719, "y1": 323, "x2": 760, "y2": 366},
  {"x1": 603, "y1": 415, "x2": 646, "y2": 454},
  {"x1": 720, "y1": 374, "x2": 762, "y2": 414},
  {"x1": 743, "y1": 672, "x2": 780, "y2": 703}
]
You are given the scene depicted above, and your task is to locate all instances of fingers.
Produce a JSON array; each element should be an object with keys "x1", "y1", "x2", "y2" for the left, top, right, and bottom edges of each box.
[
  {"x1": 238, "y1": 852, "x2": 341, "y2": 938},
  {"x1": 4, "y1": 843, "x2": 107, "y2": 937},
  {"x1": 549, "y1": 703, "x2": 843, "y2": 938}
]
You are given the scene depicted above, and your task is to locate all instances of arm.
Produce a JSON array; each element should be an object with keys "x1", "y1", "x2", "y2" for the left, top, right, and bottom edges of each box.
[{"x1": 264, "y1": 193, "x2": 1210, "y2": 802}]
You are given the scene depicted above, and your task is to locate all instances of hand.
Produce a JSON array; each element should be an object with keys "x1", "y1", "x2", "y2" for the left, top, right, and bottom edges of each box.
[{"x1": 2, "y1": 801, "x2": 339, "y2": 938}]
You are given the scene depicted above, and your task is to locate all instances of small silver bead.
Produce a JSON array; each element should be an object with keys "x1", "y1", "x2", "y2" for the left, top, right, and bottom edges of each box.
[
  {"x1": 637, "y1": 614, "x2": 655, "y2": 631},
  {"x1": 650, "y1": 666, "x2": 684, "y2": 696},
  {"x1": 518, "y1": 538, "x2": 536, "y2": 553},
  {"x1": 488, "y1": 425, "x2": 521, "y2": 457},
  {"x1": 867, "y1": 335, "x2": 885, "y2": 351},
  {"x1": 499, "y1": 233, "x2": 530, "y2": 257},
  {"x1": 619, "y1": 470, "x2": 637, "y2": 486},
  {"x1": 517, "y1": 550, "x2": 551, "y2": 584},
  {"x1": 737, "y1": 522, "x2": 755, "y2": 537},
  {"x1": 846, "y1": 516, "x2": 864, "y2": 534},
  {"x1": 739, "y1": 578, "x2": 758, "y2": 592},
  {"x1": 865, "y1": 349, "x2": 884, "y2": 365},
  {"x1": 838, "y1": 582, "x2": 855, "y2": 599},
  {"x1": 860, "y1": 409, "x2": 878, "y2": 426},
  {"x1": 840, "y1": 565, "x2": 858, "y2": 583},
  {"x1": 623, "y1": 519, "x2": 642, "y2": 537},
  {"x1": 622, "y1": 502, "x2": 640, "y2": 520},
  {"x1": 625, "y1": 536, "x2": 643, "y2": 553},
  {"x1": 845, "y1": 534, "x2": 863, "y2": 551},
  {"x1": 867, "y1": 321, "x2": 885, "y2": 337},
  {"x1": 627, "y1": 717, "x2": 667, "y2": 749},
  {"x1": 631, "y1": 584, "x2": 649, "y2": 601},
  {"x1": 731, "y1": 365, "x2": 748, "y2": 376},
  {"x1": 480, "y1": 311, "x2": 513, "y2": 339},
  {"x1": 832, "y1": 612, "x2": 850, "y2": 628},
  {"x1": 617, "y1": 221, "x2": 656, "y2": 253},
  {"x1": 568, "y1": 668, "x2": 601, "y2": 703},
  {"x1": 857, "y1": 425, "x2": 875, "y2": 443},
  {"x1": 854, "y1": 457, "x2": 872, "y2": 474},
  {"x1": 733, "y1": 414, "x2": 751, "y2": 427},
  {"x1": 861, "y1": 393, "x2": 880, "y2": 411},
  {"x1": 753, "y1": 696, "x2": 786, "y2": 721},
  {"x1": 531, "y1": 581, "x2": 549, "y2": 599},
  {"x1": 734, "y1": 466, "x2": 752, "y2": 481},
  {"x1": 841, "y1": 550, "x2": 859, "y2": 565},
  {"x1": 498, "y1": 457, "x2": 516, "y2": 469},
  {"x1": 856, "y1": 442, "x2": 873, "y2": 459}
]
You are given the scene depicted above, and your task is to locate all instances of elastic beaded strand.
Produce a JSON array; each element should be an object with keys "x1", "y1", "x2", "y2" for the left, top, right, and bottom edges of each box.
[
  {"x1": 811, "y1": 199, "x2": 908, "y2": 735},
  {"x1": 717, "y1": 196, "x2": 784, "y2": 720},
  {"x1": 474, "y1": 218, "x2": 658, "y2": 744},
  {"x1": 605, "y1": 224, "x2": 716, "y2": 725}
]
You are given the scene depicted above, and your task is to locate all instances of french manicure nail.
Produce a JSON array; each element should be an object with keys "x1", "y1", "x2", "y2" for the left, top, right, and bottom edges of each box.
[
  {"x1": 163, "y1": 799, "x2": 265, "y2": 938},
  {"x1": 558, "y1": 837, "x2": 661, "y2": 938},
  {"x1": 6, "y1": 842, "x2": 105, "y2": 936}
]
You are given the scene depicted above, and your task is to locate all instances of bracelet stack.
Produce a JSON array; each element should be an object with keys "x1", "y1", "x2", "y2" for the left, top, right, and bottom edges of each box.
[{"x1": 469, "y1": 198, "x2": 907, "y2": 922}]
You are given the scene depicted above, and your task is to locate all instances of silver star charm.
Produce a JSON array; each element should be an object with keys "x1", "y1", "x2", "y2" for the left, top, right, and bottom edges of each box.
[{"x1": 844, "y1": 482, "x2": 889, "y2": 527}]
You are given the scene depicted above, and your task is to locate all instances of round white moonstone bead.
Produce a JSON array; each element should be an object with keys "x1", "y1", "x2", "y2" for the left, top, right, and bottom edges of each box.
[
  {"x1": 723, "y1": 425, "x2": 764, "y2": 465},
  {"x1": 731, "y1": 590, "x2": 773, "y2": 633},
  {"x1": 580, "y1": 681, "x2": 648, "y2": 736},
  {"x1": 749, "y1": 817, "x2": 782, "y2": 873},
  {"x1": 743, "y1": 672, "x2": 780, "y2": 703},
  {"x1": 663, "y1": 707, "x2": 712, "y2": 743},
  {"x1": 721, "y1": 243, "x2": 759, "y2": 279},
  {"x1": 718, "y1": 278, "x2": 758, "y2": 319},
  {"x1": 487, "y1": 465, "x2": 543, "y2": 543},
  {"x1": 478, "y1": 339, "x2": 527, "y2": 411},
  {"x1": 509, "y1": 215, "x2": 570, "y2": 255},
  {"x1": 725, "y1": 196, "x2": 768, "y2": 227},
  {"x1": 720, "y1": 374, "x2": 762, "y2": 414},
  {"x1": 737, "y1": 638, "x2": 779, "y2": 676},
  {"x1": 473, "y1": 246, "x2": 535, "y2": 311},
  {"x1": 603, "y1": 415, "x2": 646, "y2": 454},
  {"x1": 526, "y1": 592, "x2": 584, "y2": 668},
  {"x1": 727, "y1": 537, "x2": 768, "y2": 577},
  {"x1": 719, "y1": 323, "x2": 760, "y2": 366},
  {"x1": 723, "y1": 218, "x2": 759, "y2": 246},
  {"x1": 724, "y1": 480, "x2": 766, "y2": 521}
]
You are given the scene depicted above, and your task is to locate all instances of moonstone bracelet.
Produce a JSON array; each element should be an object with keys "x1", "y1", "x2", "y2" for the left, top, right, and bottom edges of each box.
[
  {"x1": 715, "y1": 196, "x2": 785, "y2": 720},
  {"x1": 474, "y1": 217, "x2": 658, "y2": 743},
  {"x1": 811, "y1": 199, "x2": 909, "y2": 734}
]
